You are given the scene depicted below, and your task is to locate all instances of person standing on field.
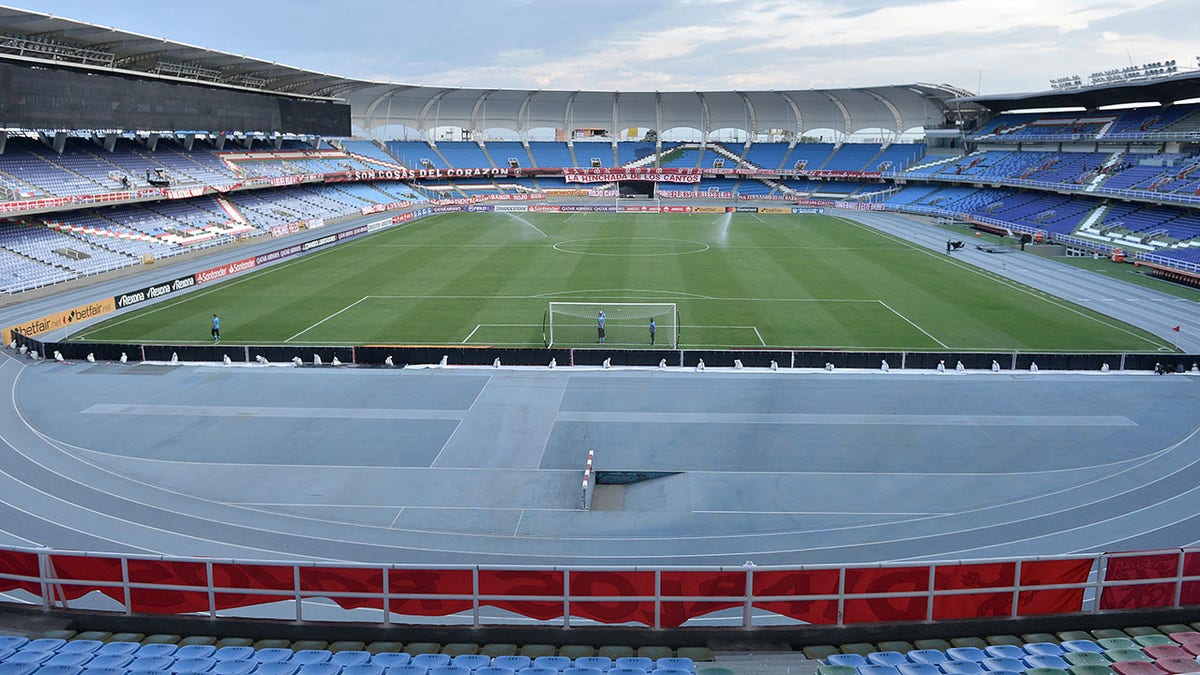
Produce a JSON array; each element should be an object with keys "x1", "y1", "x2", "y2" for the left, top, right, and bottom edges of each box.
[
  {"x1": 211, "y1": 314, "x2": 220, "y2": 343},
  {"x1": 597, "y1": 310, "x2": 606, "y2": 343},
  {"x1": 649, "y1": 318, "x2": 656, "y2": 346}
]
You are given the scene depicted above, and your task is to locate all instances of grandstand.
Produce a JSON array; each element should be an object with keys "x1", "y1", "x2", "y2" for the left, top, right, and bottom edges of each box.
[{"x1": 0, "y1": 3, "x2": 1199, "y2": 666}]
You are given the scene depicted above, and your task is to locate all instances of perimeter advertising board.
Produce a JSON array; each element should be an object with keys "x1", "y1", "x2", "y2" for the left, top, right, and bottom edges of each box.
[{"x1": 3, "y1": 298, "x2": 116, "y2": 344}]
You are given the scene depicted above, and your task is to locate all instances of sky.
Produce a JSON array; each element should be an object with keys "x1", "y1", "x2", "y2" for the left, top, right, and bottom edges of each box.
[{"x1": 7, "y1": 0, "x2": 1198, "y2": 95}]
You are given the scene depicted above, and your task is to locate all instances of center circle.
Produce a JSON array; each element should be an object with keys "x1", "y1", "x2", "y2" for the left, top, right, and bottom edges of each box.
[{"x1": 553, "y1": 237, "x2": 710, "y2": 257}]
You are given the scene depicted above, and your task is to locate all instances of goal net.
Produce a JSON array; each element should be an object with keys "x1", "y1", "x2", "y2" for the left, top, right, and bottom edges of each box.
[{"x1": 546, "y1": 302, "x2": 678, "y2": 348}]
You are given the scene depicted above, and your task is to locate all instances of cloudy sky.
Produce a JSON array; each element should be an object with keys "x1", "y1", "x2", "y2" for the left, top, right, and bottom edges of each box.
[{"x1": 9, "y1": 0, "x2": 1197, "y2": 95}]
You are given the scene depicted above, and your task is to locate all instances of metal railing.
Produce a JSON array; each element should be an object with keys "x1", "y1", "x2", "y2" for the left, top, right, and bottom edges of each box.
[{"x1": 0, "y1": 545, "x2": 1196, "y2": 628}]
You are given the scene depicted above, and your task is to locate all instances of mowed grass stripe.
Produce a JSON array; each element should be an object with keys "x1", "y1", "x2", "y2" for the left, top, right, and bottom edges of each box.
[{"x1": 74, "y1": 212, "x2": 1175, "y2": 352}]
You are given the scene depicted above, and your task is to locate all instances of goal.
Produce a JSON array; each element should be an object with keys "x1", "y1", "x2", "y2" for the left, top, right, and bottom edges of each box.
[{"x1": 546, "y1": 302, "x2": 678, "y2": 348}]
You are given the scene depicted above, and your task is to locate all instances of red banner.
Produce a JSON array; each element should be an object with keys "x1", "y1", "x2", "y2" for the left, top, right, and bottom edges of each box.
[
  {"x1": 194, "y1": 256, "x2": 257, "y2": 284},
  {"x1": 128, "y1": 559, "x2": 210, "y2": 614},
  {"x1": 387, "y1": 568, "x2": 473, "y2": 617},
  {"x1": 842, "y1": 565, "x2": 930, "y2": 624},
  {"x1": 752, "y1": 569, "x2": 841, "y2": 624},
  {"x1": 658, "y1": 570, "x2": 745, "y2": 627},
  {"x1": 0, "y1": 549, "x2": 41, "y2": 595},
  {"x1": 1100, "y1": 552, "x2": 1184, "y2": 609}
]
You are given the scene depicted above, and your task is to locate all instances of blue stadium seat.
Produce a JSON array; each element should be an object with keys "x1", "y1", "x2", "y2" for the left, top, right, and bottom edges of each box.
[
  {"x1": 564, "y1": 668, "x2": 604, "y2": 675},
  {"x1": 294, "y1": 650, "x2": 334, "y2": 666},
  {"x1": 868, "y1": 653, "x2": 908, "y2": 667},
  {"x1": 828, "y1": 655, "x2": 869, "y2": 667},
  {"x1": 93, "y1": 643, "x2": 140, "y2": 658},
  {"x1": 214, "y1": 646, "x2": 256, "y2": 661},
  {"x1": 1061, "y1": 642, "x2": 1104, "y2": 654},
  {"x1": 1024, "y1": 644, "x2": 1066, "y2": 658},
  {"x1": 654, "y1": 669, "x2": 692, "y2": 675},
  {"x1": 298, "y1": 664, "x2": 343, "y2": 675},
  {"x1": 946, "y1": 649, "x2": 987, "y2": 663},
  {"x1": 515, "y1": 667, "x2": 559, "y2": 675},
  {"x1": 0, "y1": 638, "x2": 27, "y2": 652},
  {"x1": 982, "y1": 647, "x2": 1024, "y2": 661},
  {"x1": 981, "y1": 658, "x2": 1023, "y2": 672},
  {"x1": 655, "y1": 659, "x2": 693, "y2": 672},
  {"x1": 431, "y1": 666, "x2": 473, "y2": 675},
  {"x1": 343, "y1": 666, "x2": 387, "y2": 675},
  {"x1": 77, "y1": 669, "x2": 125, "y2": 675},
  {"x1": 255, "y1": 663, "x2": 301, "y2": 675},
  {"x1": 940, "y1": 662, "x2": 984, "y2": 675},
  {"x1": 414, "y1": 655, "x2": 453, "y2": 669},
  {"x1": 857, "y1": 667, "x2": 901, "y2": 675},
  {"x1": 172, "y1": 657, "x2": 219, "y2": 674},
  {"x1": 334, "y1": 652, "x2": 373, "y2": 668},
  {"x1": 453, "y1": 655, "x2": 492, "y2": 670},
  {"x1": 176, "y1": 645, "x2": 218, "y2": 661},
  {"x1": 534, "y1": 657, "x2": 573, "y2": 671},
  {"x1": 387, "y1": 665, "x2": 429, "y2": 675},
  {"x1": 41, "y1": 654, "x2": 91, "y2": 668},
  {"x1": 257, "y1": 648, "x2": 296, "y2": 663},
  {"x1": 493, "y1": 657, "x2": 532, "y2": 671},
  {"x1": 1024, "y1": 656, "x2": 1070, "y2": 670},
  {"x1": 896, "y1": 664, "x2": 940, "y2": 675},
  {"x1": 607, "y1": 668, "x2": 647, "y2": 675},
  {"x1": 0, "y1": 665, "x2": 35, "y2": 675},
  {"x1": 57, "y1": 641, "x2": 103, "y2": 656},
  {"x1": 21, "y1": 639, "x2": 66, "y2": 653},
  {"x1": 213, "y1": 659, "x2": 260, "y2": 675},
  {"x1": 478, "y1": 667, "x2": 518, "y2": 675},
  {"x1": 908, "y1": 652, "x2": 949, "y2": 667},
  {"x1": 35, "y1": 666, "x2": 83, "y2": 675},
  {"x1": 126, "y1": 655, "x2": 176, "y2": 673},
  {"x1": 1, "y1": 652, "x2": 52, "y2": 667},
  {"x1": 373, "y1": 654, "x2": 414, "y2": 668},
  {"x1": 615, "y1": 658, "x2": 654, "y2": 672},
  {"x1": 79, "y1": 654, "x2": 133, "y2": 670},
  {"x1": 136, "y1": 643, "x2": 178, "y2": 658}
]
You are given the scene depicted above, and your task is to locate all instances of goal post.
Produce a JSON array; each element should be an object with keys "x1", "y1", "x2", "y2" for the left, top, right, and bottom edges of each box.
[{"x1": 547, "y1": 302, "x2": 678, "y2": 348}]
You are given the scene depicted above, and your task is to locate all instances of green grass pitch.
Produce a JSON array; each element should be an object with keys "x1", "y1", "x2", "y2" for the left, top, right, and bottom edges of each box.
[{"x1": 72, "y1": 212, "x2": 1176, "y2": 353}]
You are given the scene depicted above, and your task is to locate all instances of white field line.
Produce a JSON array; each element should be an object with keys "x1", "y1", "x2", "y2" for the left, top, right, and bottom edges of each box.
[
  {"x1": 461, "y1": 325, "x2": 482, "y2": 343},
  {"x1": 878, "y1": 300, "x2": 949, "y2": 349},
  {"x1": 74, "y1": 220, "x2": 419, "y2": 341},
  {"x1": 285, "y1": 297, "x2": 369, "y2": 342},
  {"x1": 834, "y1": 215, "x2": 1172, "y2": 351},
  {"x1": 753, "y1": 326, "x2": 766, "y2": 346}
]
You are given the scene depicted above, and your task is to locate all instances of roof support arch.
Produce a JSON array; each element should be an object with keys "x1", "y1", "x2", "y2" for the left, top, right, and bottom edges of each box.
[
  {"x1": 863, "y1": 89, "x2": 905, "y2": 137},
  {"x1": 821, "y1": 90, "x2": 853, "y2": 140}
]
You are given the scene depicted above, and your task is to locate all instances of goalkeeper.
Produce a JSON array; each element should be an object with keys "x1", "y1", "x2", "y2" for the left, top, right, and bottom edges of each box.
[
  {"x1": 649, "y1": 318, "x2": 656, "y2": 346},
  {"x1": 597, "y1": 310, "x2": 606, "y2": 343}
]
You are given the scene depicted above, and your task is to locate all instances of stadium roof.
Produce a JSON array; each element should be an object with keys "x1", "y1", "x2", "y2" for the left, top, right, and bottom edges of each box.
[
  {"x1": 0, "y1": 5, "x2": 972, "y2": 137},
  {"x1": 952, "y1": 71, "x2": 1200, "y2": 113}
]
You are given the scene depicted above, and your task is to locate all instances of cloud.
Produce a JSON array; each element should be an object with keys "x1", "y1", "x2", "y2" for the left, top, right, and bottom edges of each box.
[{"x1": 8, "y1": 0, "x2": 1194, "y2": 95}]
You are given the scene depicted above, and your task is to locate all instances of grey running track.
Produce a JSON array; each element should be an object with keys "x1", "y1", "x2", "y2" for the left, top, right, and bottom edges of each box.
[{"x1": 0, "y1": 211, "x2": 1197, "y2": 567}]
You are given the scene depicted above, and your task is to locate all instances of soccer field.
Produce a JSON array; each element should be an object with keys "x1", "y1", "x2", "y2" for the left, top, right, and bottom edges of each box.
[{"x1": 73, "y1": 212, "x2": 1176, "y2": 352}]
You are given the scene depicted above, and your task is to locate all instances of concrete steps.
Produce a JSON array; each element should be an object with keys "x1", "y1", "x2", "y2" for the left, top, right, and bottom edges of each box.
[{"x1": 712, "y1": 650, "x2": 822, "y2": 675}]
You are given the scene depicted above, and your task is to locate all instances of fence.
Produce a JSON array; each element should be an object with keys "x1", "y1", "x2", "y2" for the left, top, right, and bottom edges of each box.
[{"x1": 0, "y1": 546, "x2": 1196, "y2": 628}]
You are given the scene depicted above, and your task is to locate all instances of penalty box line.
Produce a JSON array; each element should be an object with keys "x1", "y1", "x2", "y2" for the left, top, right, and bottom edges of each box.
[
  {"x1": 285, "y1": 296, "x2": 370, "y2": 342},
  {"x1": 463, "y1": 323, "x2": 766, "y2": 347}
]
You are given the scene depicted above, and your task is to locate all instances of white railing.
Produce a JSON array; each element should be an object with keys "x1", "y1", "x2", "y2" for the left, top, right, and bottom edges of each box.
[{"x1": 0, "y1": 545, "x2": 1196, "y2": 629}]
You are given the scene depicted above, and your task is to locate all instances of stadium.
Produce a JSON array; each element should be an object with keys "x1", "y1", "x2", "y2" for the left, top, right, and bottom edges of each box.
[{"x1": 0, "y1": 2, "x2": 1198, "y2": 673}]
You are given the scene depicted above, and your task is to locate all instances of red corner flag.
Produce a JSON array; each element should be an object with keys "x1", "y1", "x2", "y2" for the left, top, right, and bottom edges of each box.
[{"x1": 1173, "y1": 325, "x2": 1181, "y2": 332}]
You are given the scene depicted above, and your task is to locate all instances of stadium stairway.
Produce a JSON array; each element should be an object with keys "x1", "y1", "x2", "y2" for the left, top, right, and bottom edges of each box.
[{"x1": 711, "y1": 651, "x2": 820, "y2": 675}]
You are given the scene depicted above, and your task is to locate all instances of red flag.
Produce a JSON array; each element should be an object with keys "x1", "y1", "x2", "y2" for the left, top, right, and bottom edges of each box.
[{"x1": 1173, "y1": 326, "x2": 1181, "y2": 332}]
